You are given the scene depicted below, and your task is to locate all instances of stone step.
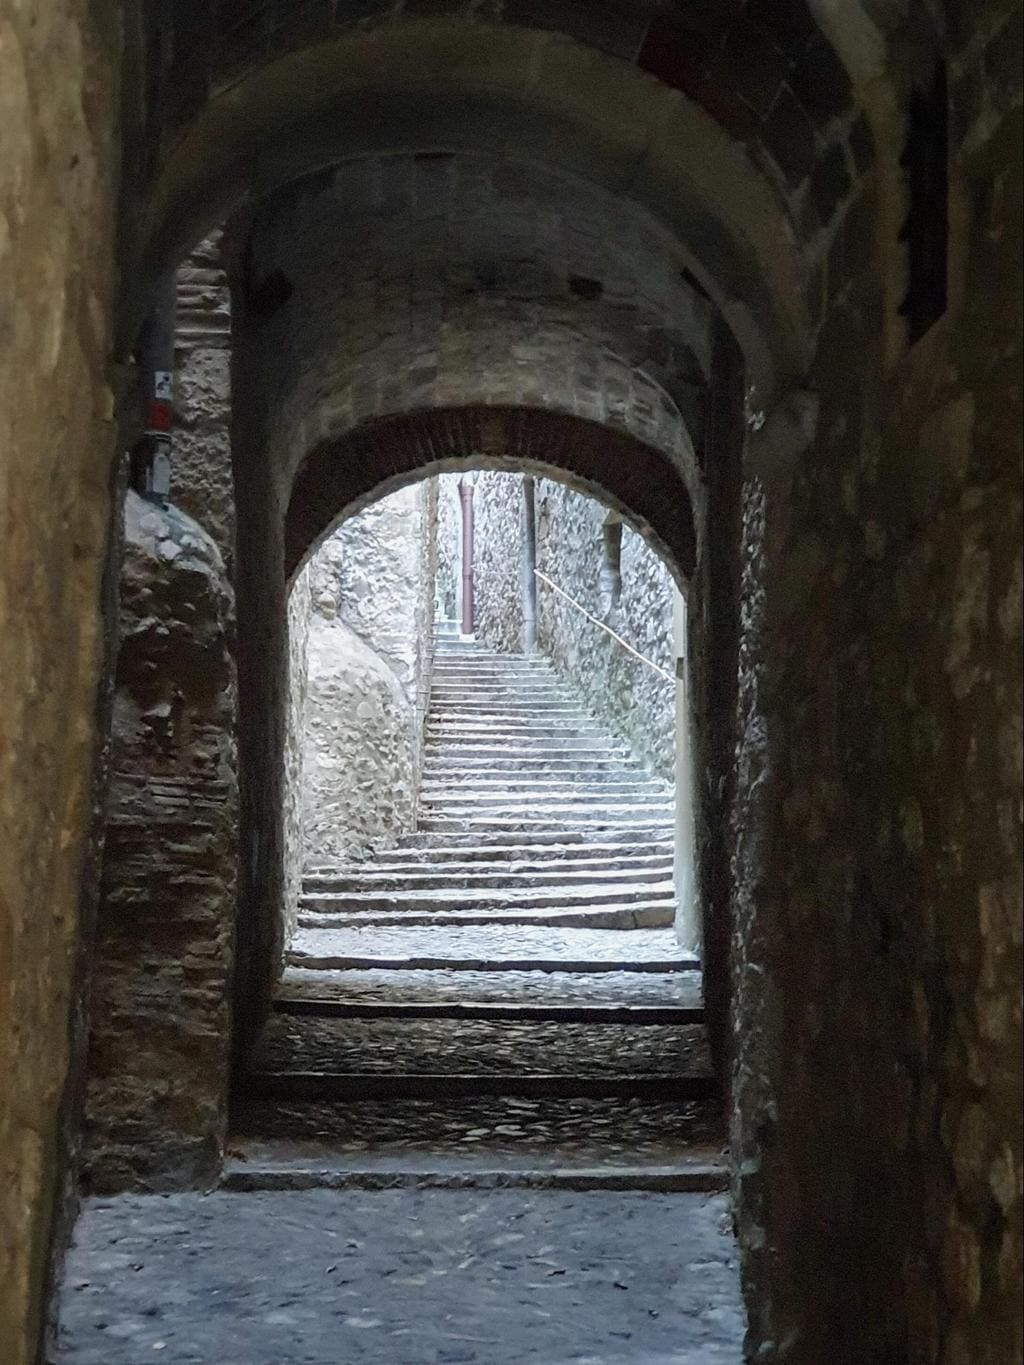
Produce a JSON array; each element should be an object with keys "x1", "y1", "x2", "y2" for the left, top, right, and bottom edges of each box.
[
  {"x1": 250, "y1": 1014, "x2": 712, "y2": 1082},
  {"x1": 244, "y1": 1073, "x2": 717, "y2": 1102},
  {"x1": 394, "y1": 828, "x2": 673, "y2": 850},
  {"x1": 303, "y1": 858, "x2": 674, "y2": 890},
  {"x1": 346, "y1": 846, "x2": 672, "y2": 870},
  {"x1": 300, "y1": 879, "x2": 675, "y2": 912},
  {"x1": 297, "y1": 902, "x2": 675, "y2": 931},
  {"x1": 430, "y1": 698, "x2": 585, "y2": 712},
  {"x1": 419, "y1": 778, "x2": 666, "y2": 797},
  {"x1": 288, "y1": 925, "x2": 697, "y2": 974},
  {"x1": 421, "y1": 742, "x2": 632, "y2": 760},
  {"x1": 420, "y1": 780, "x2": 669, "y2": 797},
  {"x1": 430, "y1": 684, "x2": 567, "y2": 697},
  {"x1": 425, "y1": 723, "x2": 606, "y2": 742},
  {"x1": 222, "y1": 1160, "x2": 727, "y2": 1194},
  {"x1": 278, "y1": 966, "x2": 701, "y2": 1009},
  {"x1": 227, "y1": 1094, "x2": 725, "y2": 1182},
  {"x1": 431, "y1": 655, "x2": 554, "y2": 666},
  {"x1": 417, "y1": 813, "x2": 673, "y2": 834},
  {"x1": 421, "y1": 756, "x2": 646, "y2": 774},
  {"x1": 272, "y1": 994, "x2": 703, "y2": 1025}
]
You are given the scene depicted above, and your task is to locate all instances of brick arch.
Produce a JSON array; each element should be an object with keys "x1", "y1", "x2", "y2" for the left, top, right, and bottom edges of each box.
[{"x1": 285, "y1": 405, "x2": 698, "y2": 585}]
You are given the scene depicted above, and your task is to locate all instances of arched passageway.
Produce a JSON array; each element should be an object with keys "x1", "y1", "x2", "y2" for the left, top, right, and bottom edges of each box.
[{"x1": 1, "y1": 4, "x2": 1020, "y2": 1364}]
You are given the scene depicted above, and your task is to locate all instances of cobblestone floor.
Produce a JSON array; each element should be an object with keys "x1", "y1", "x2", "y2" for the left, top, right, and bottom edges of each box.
[
  {"x1": 230, "y1": 1095, "x2": 724, "y2": 1164},
  {"x1": 54, "y1": 1190, "x2": 744, "y2": 1364},
  {"x1": 279, "y1": 967, "x2": 702, "y2": 1007},
  {"x1": 252, "y1": 1017, "x2": 711, "y2": 1076}
]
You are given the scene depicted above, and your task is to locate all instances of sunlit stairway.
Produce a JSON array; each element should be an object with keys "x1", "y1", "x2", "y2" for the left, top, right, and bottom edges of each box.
[{"x1": 230, "y1": 631, "x2": 724, "y2": 1190}]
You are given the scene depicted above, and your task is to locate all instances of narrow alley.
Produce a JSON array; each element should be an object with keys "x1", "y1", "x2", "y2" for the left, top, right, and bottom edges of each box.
[{"x1": 56, "y1": 628, "x2": 742, "y2": 1363}]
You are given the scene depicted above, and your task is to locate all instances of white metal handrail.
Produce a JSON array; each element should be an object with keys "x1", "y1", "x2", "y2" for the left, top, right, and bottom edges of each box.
[{"x1": 533, "y1": 568, "x2": 676, "y2": 685}]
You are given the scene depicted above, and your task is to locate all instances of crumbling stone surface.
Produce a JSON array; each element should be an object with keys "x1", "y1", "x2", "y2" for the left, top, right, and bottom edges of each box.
[
  {"x1": 82, "y1": 493, "x2": 237, "y2": 1195},
  {"x1": 288, "y1": 484, "x2": 438, "y2": 866},
  {"x1": 0, "y1": 2, "x2": 121, "y2": 1358},
  {"x1": 300, "y1": 622, "x2": 414, "y2": 864}
]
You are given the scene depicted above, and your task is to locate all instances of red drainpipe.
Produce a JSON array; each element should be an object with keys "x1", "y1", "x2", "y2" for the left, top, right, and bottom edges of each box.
[{"x1": 459, "y1": 477, "x2": 475, "y2": 636}]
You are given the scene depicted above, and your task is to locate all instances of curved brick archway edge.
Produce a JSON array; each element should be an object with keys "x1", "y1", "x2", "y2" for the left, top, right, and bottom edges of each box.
[{"x1": 285, "y1": 406, "x2": 698, "y2": 586}]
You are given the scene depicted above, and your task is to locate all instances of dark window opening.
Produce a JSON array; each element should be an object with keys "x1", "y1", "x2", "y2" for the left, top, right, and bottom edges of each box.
[{"x1": 899, "y1": 61, "x2": 948, "y2": 345}]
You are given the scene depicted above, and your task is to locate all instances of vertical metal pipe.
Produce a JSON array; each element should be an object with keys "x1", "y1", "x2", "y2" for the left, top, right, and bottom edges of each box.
[
  {"x1": 459, "y1": 477, "x2": 475, "y2": 637},
  {"x1": 520, "y1": 476, "x2": 537, "y2": 651}
]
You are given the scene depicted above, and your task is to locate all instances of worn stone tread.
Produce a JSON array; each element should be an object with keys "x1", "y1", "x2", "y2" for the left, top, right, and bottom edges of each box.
[
  {"x1": 277, "y1": 966, "x2": 702, "y2": 1008},
  {"x1": 288, "y1": 924, "x2": 696, "y2": 973},
  {"x1": 251, "y1": 1016, "x2": 711, "y2": 1077},
  {"x1": 55, "y1": 1191, "x2": 744, "y2": 1363}
]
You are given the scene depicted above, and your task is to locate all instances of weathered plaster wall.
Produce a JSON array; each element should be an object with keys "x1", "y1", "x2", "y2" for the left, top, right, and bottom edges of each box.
[
  {"x1": 0, "y1": 3, "x2": 121, "y2": 1359},
  {"x1": 82, "y1": 494, "x2": 237, "y2": 1195},
  {"x1": 290, "y1": 484, "x2": 438, "y2": 867},
  {"x1": 535, "y1": 480, "x2": 676, "y2": 781},
  {"x1": 729, "y1": 15, "x2": 1024, "y2": 1361}
]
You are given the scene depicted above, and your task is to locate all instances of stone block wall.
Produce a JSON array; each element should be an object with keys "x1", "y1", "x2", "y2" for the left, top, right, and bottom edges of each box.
[
  {"x1": 470, "y1": 472, "x2": 676, "y2": 780},
  {"x1": 287, "y1": 483, "x2": 439, "y2": 869},
  {"x1": 535, "y1": 480, "x2": 676, "y2": 782},
  {"x1": 81, "y1": 494, "x2": 237, "y2": 1194},
  {"x1": 472, "y1": 471, "x2": 525, "y2": 653}
]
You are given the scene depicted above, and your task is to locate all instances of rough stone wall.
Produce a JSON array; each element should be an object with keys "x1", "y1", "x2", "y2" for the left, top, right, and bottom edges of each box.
[
  {"x1": 472, "y1": 472, "x2": 525, "y2": 653},
  {"x1": 728, "y1": 13, "x2": 1024, "y2": 1361},
  {"x1": 172, "y1": 231, "x2": 233, "y2": 566},
  {"x1": 0, "y1": 2, "x2": 121, "y2": 1359},
  {"x1": 469, "y1": 472, "x2": 676, "y2": 779},
  {"x1": 80, "y1": 495, "x2": 237, "y2": 1195},
  {"x1": 282, "y1": 566, "x2": 312, "y2": 943},
  {"x1": 436, "y1": 474, "x2": 461, "y2": 624},
  {"x1": 290, "y1": 484, "x2": 438, "y2": 867},
  {"x1": 535, "y1": 480, "x2": 676, "y2": 781}
]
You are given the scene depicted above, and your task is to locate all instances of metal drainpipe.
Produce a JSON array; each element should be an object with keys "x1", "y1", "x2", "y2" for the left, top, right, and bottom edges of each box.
[
  {"x1": 459, "y1": 477, "x2": 475, "y2": 637},
  {"x1": 520, "y1": 476, "x2": 538, "y2": 652},
  {"x1": 130, "y1": 268, "x2": 177, "y2": 504}
]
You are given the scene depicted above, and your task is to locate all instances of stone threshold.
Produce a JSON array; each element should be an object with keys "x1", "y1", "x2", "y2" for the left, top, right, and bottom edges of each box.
[
  {"x1": 245, "y1": 1072, "x2": 719, "y2": 1101},
  {"x1": 220, "y1": 1163, "x2": 728, "y2": 1194},
  {"x1": 272, "y1": 998, "x2": 705, "y2": 1024}
]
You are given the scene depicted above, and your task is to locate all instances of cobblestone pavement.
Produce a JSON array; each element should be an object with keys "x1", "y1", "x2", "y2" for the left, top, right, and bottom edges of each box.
[
  {"x1": 229, "y1": 1096, "x2": 724, "y2": 1165},
  {"x1": 252, "y1": 1017, "x2": 711, "y2": 1076},
  {"x1": 279, "y1": 967, "x2": 702, "y2": 1008},
  {"x1": 54, "y1": 1190, "x2": 744, "y2": 1364}
]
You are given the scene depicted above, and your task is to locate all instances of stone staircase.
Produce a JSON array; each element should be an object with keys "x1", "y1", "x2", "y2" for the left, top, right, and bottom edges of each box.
[{"x1": 230, "y1": 632, "x2": 724, "y2": 1190}]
